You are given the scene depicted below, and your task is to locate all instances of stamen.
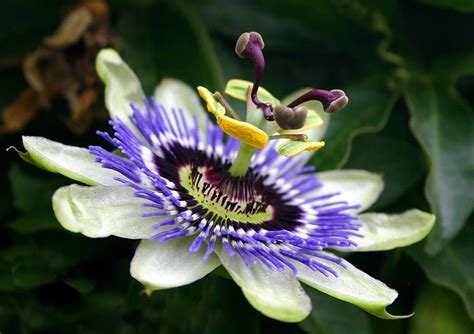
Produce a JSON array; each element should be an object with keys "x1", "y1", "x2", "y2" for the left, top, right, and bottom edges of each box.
[
  {"x1": 217, "y1": 116, "x2": 268, "y2": 149},
  {"x1": 214, "y1": 91, "x2": 241, "y2": 120},
  {"x1": 269, "y1": 133, "x2": 308, "y2": 141},
  {"x1": 287, "y1": 89, "x2": 349, "y2": 113}
]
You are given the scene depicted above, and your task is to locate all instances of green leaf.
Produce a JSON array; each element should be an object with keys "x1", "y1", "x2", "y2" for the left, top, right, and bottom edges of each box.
[
  {"x1": 8, "y1": 162, "x2": 66, "y2": 233},
  {"x1": 407, "y1": 219, "x2": 474, "y2": 320},
  {"x1": 116, "y1": 3, "x2": 219, "y2": 92},
  {"x1": 225, "y1": 79, "x2": 280, "y2": 106},
  {"x1": 3, "y1": 288, "x2": 129, "y2": 332},
  {"x1": 338, "y1": 209, "x2": 435, "y2": 252},
  {"x1": 432, "y1": 50, "x2": 474, "y2": 79},
  {"x1": 202, "y1": 0, "x2": 374, "y2": 56},
  {"x1": 215, "y1": 247, "x2": 312, "y2": 323},
  {"x1": 131, "y1": 275, "x2": 260, "y2": 334},
  {"x1": 0, "y1": 232, "x2": 103, "y2": 291},
  {"x1": 295, "y1": 252, "x2": 409, "y2": 319},
  {"x1": 130, "y1": 238, "x2": 220, "y2": 292},
  {"x1": 311, "y1": 78, "x2": 398, "y2": 170},
  {"x1": 409, "y1": 284, "x2": 473, "y2": 334},
  {"x1": 52, "y1": 184, "x2": 160, "y2": 239},
  {"x1": 168, "y1": 1, "x2": 225, "y2": 90},
  {"x1": 96, "y1": 48, "x2": 146, "y2": 124},
  {"x1": 63, "y1": 275, "x2": 95, "y2": 293},
  {"x1": 9, "y1": 209, "x2": 61, "y2": 234},
  {"x1": 21, "y1": 136, "x2": 120, "y2": 186},
  {"x1": 0, "y1": 0, "x2": 65, "y2": 59},
  {"x1": 404, "y1": 76, "x2": 474, "y2": 253},
  {"x1": 345, "y1": 134, "x2": 427, "y2": 209},
  {"x1": 417, "y1": 0, "x2": 474, "y2": 13},
  {"x1": 9, "y1": 161, "x2": 65, "y2": 212},
  {"x1": 300, "y1": 289, "x2": 374, "y2": 334}
]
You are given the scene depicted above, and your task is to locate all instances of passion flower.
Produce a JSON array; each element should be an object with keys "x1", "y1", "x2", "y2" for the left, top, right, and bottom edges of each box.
[{"x1": 17, "y1": 33, "x2": 435, "y2": 323}]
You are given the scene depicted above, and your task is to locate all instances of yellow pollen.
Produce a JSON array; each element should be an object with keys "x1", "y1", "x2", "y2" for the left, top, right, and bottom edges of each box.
[
  {"x1": 197, "y1": 85, "x2": 269, "y2": 149},
  {"x1": 217, "y1": 115, "x2": 268, "y2": 149}
]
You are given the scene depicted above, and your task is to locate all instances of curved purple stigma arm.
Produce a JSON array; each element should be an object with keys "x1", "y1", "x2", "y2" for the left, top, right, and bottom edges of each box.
[
  {"x1": 287, "y1": 89, "x2": 349, "y2": 113},
  {"x1": 236, "y1": 32, "x2": 348, "y2": 120},
  {"x1": 244, "y1": 41, "x2": 265, "y2": 106},
  {"x1": 235, "y1": 32, "x2": 274, "y2": 120}
]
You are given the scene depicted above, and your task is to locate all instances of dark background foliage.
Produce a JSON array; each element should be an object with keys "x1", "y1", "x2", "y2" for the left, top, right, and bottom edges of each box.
[{"x1": 1, "y1": 0, "x2": 473, "y2": 333}]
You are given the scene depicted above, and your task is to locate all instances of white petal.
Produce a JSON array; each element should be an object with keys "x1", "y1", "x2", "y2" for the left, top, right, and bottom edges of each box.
[
  {"x1": 340, "y1": 209, "x2": 435, "y2": 252},
  {"x1": 53, "y1": 184, "x2": 161, "y2": 239},
  {"x1": 295, "y1": 253, "x2": 408, "y2": 319},
  {"x1": 130, "y1": 238, "x2": 220, "y2": 291},
  {"x1": 23, "y1": 136, "x2": 120, "y2": 186},
  {"x1": 313, "y1": 170, "x2": 384, "y2": 213},
  {"x1": 96, "y1": 49, "x2": 145, "y2": 125},
  {"x1": 215, "y1": 247, "x2": 311, "y2": 323},
  {"x1": 154, "y1": 78, "x2": 208, "y2": 137}
]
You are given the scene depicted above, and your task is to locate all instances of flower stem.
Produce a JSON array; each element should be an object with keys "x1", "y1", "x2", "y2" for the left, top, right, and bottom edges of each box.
[{"x1": 229, "y1": 143, "x2": 256, "y2": 177}]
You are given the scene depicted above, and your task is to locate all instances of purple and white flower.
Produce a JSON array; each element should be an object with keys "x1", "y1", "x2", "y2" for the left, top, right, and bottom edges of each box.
[{"x1": 19, "y1": 37, "x2": 434, "y2": 323}]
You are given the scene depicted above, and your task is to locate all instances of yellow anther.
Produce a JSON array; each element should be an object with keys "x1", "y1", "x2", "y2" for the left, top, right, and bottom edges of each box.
[
  {"x1": 277, "y1": 140, "x2": 325, "y2": 157},
  {"x1": 197, "y1": 86, "x2": 225, "y2": 116},
  {"x1": 217, "y1": 115, "x2": 268, "y2": 149}
]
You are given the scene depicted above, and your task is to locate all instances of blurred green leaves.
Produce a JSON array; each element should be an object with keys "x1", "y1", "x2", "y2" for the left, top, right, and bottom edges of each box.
[
  {"x1": 404, "y1": 76, "x2": 474, "y2": 253},
  {"x1": 409, "y1": 284, "x2": 473, "y2": 334},
  {"x1": 312, "y1": 78, "x2": 398, "y2": 170},
  {"x1": 0, "y1": 0, "x2": 72, "y2": 59},
  {"x1": 300, "y1": 289, "x2": 373, "y2": 334},
  {"x1": 3, "y1": 163, "x2": 102, "y2": 290},
  {"x1": 345, "y1": 134, "x2": 426, "y2": 210},
  {"x1": 8, "y1": 162, "x2": 67, "y2": 233},
  {"x1": 117, "y1": 0, "x2": 223, "y2": 93},
  {"x1": 1, "y1": 0, "x2": 474, "y2": 333},
  {"x1": 418, "y1": 0, "x2": 474, "y2": 13},
  {"x1": 0, "y1": 231, "x2": 103, "y2": 291},
  {"x1": 407, "y1": 217, "x2": 474, "y2": 320}
]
